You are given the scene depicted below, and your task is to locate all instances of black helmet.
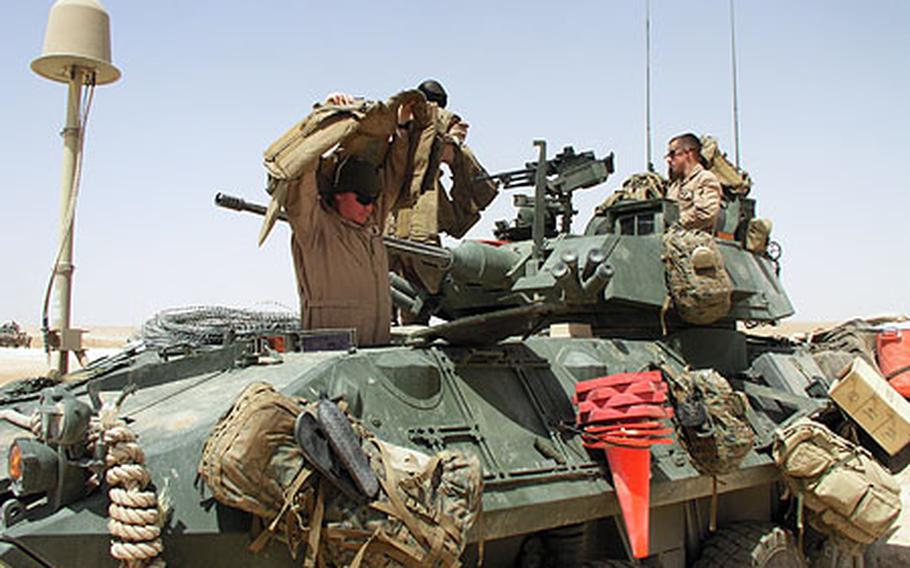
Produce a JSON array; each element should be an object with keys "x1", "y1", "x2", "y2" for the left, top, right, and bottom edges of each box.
[
  {"x1": 417, "y1": 79, "x2": 448, "y2": 108},
  {"x1": 330, "y1": 157, "x2": 380, "y2": 202}
]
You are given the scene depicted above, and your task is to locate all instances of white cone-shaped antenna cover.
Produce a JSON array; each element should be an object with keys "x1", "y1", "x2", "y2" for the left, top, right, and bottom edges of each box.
[{"x1": 31, "y1": 0, "x2": 121, "y2": 85}]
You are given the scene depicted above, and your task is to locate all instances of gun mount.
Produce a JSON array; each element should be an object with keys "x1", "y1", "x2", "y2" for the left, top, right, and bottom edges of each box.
[{"x1": 485, "y1": 145, "x2": 615, "y2": 239}]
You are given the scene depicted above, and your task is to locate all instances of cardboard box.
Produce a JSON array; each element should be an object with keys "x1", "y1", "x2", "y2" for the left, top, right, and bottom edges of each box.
[
  {"x1": 829, "y1": 357, "x2": 910, "y2": 455},
  {"x1": 549, "y1": 323, "x2": 593, "y2": 338}
]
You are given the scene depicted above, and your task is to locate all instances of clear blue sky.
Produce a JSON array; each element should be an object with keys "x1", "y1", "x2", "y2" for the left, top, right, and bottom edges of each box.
[{"x1": 1, "y1": 1, "x2": 907, "y2": 326}]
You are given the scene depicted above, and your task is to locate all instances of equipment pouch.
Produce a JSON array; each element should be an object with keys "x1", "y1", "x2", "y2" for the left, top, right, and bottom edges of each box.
[
  {"x1": 662, "y1": 226, "x2": 733, "y2": 325},
  {"x1": 670, "y1": 368, "x2": 754, "y2": 476}
]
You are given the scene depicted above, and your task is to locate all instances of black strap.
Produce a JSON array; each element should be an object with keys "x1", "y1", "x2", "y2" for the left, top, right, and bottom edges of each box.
[{"x1": 885, "y1": 364, "x2": 910, "y2": 381}]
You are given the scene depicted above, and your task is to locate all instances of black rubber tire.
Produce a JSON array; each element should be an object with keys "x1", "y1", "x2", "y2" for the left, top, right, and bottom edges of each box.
[
  {"x1": 517, "y1": 524, "x2": 587, "y2": 568},
  {"x1": 694, "y1": 522, "x2": 805, "y2": 568}
]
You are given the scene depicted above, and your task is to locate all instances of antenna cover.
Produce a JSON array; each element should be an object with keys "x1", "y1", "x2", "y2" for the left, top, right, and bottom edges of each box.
[{"x1": 31, "y1": 0, "x2": 120, "y2": 85}]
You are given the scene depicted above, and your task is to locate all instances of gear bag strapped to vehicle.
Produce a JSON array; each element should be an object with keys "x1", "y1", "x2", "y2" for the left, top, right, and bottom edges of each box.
[
  {"x1": 662, "y1": 226, "x2": 733, "y2": 325},
  {"x1": 772, "y1": 418, "x2": 901, "y2": 550},
  {"x1": 668, "y1": 368, "x2": 754, "y2": 476},
  {"x1": 198, "y1": 381, "x2": 483, "y2": 567}
]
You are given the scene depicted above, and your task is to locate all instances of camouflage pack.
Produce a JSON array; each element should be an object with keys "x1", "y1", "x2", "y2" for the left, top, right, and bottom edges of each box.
[
  {"x1": 317, "y1": 441, "x2": 483, "y2": 567},
  {"x1": 662, "y1": 226, "x2": 733, "y2": 325},
  {"x1": 670, "y1": 368, "x2": 754, "y2": 476},
  {"x1": 772, "y1": 418, "x2": 901, "y2": 551},
  {"x1": 807, "y1": 319, "x2": 881, "y2": 381},
  {"x1": 595, "y1": 171, "x2": 666, "y2": 214}
]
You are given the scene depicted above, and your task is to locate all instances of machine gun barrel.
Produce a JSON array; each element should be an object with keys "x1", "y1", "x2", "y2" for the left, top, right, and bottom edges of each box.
[
  {"x1": 215, "y1": 192, "x2": 288, "y2": 222},
  {"x1": 475, "y1": 167, "x2": 536, "y2": 189},
  {"x1": 215, "y1": 192, "x2": 453, "y2": 269},
  {"x1": 476, "y1": 147, "x2": 615, "y2": 195}
]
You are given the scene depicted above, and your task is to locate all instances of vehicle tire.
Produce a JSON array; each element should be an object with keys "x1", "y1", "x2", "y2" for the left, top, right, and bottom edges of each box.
[
  {"x1": 694, "y1": 522, "x2": 804, "y2": 568},
  {"x1": 517, "y1": 524, "x2": 586, "y2": 568}
]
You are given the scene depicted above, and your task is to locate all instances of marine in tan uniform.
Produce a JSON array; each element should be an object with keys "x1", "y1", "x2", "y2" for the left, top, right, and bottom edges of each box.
[
  {"x1": 284, "y1": 131, "x2": 411, "y2": 346},
  {"x1": 665, "y1": 133, "x2": 723, "y2": 232}
]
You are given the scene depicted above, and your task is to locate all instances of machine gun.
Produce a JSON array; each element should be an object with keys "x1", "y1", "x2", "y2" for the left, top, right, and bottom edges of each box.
[{"x1": 481, "y1": 145, "x2": 615, "y2": 236}]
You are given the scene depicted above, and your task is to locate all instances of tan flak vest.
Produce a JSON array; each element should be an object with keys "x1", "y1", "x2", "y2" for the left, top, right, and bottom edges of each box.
[{"x1": 389, "y1": 105, "x2": 498, "y2": 243}]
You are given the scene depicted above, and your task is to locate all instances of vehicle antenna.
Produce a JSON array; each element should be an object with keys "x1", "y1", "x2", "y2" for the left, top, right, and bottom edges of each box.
[
  {"x1": 32, "y1": 0, "x2": 121, "y2": 375},
  {"x1": 729, "y1": 0, "x2": 742, "y2": 167},
  {"x1": 645, "y1": 0, "x2": 654, "y2": 172}
]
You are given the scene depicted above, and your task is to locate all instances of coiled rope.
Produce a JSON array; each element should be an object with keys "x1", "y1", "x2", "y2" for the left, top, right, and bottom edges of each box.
[{"x1": 92, "y1": 404, "x2": 167, "y2": 567}]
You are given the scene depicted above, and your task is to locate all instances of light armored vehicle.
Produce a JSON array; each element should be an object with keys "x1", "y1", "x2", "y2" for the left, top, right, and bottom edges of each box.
[
  {"x1": 0, "y1": 323, "x2": 31, "y2": 349},
  {"x1": 0, "y1": 141, "x2": 839, "y2": 567}
]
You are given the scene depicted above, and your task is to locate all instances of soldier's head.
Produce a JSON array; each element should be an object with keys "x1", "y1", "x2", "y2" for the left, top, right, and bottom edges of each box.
[
  {"x1": 417, "y1": 79, "x2": 448, "y2": 108},
  {"x1": 328, "y1": 157, "x2": 380, "y2": 226},
  {"x1": 666, "y1": 133, "x2": 702, "y2": 180}
]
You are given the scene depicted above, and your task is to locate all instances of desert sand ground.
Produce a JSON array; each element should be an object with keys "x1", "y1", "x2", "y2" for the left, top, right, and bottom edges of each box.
[
  {"x1": 0, "y1": 325, "x2": 134, "y2": 382},
  {"x1": 0, "y1": 322, "x2": 832, "y2": 383}
]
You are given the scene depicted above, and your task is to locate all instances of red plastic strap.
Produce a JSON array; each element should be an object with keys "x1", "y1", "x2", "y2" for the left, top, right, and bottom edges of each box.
[
  {"x1": 584, "y1": 436, "x2": 674, "y2": 449},
  {"x1": 575, "y1": 371, "x2": 664, "y2": 397},
  {"x1": 584, "y1": 422, "x2": 667, "y2": 433},
  {"x1": 578, "y1": 404, "x2": 674, "y2": 425}
]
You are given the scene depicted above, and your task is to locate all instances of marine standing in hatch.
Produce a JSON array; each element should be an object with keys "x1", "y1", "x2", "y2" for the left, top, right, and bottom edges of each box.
[
  {"x1": 283, "y1": 94, "x2": 415, "y2": 346},
  {"x1": 665, "y1": 133, "x2": 723, "y2": 232}
]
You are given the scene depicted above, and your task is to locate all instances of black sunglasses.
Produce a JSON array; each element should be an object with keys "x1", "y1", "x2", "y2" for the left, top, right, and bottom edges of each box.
[
  {"x1": 665, "y1": 148, "x2": 690, "y2": 159},
  {"x1": 355, "y1": 194, "x2": 376, "y2": 206}
]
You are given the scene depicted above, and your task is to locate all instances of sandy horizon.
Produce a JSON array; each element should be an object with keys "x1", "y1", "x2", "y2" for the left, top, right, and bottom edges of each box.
[{"x1": 0, "y1": 320, "x2": 842, "y2": 384}]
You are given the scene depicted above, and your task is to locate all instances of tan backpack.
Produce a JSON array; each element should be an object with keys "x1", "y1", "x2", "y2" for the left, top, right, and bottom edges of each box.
[
  {"x1": 198, "y1": 382, "x2": 308, "y2": 519},
  {"x1": 662, "y1": 226, "x2": 733, "y2": 325},
  {"x1": 257, "y1": 90, "x2": 427, "y2": 245},
  {"x1": 595, "y1": 171, "x2": 667, "y2": 214},
  {"x1": 700, "y1": 136, "x2": 752, "y2": 196},
  {"x1": 772, "y1": 418, "x2": 901, "y2": 549},
  {"x1": 199, "y1": 382, "x2": 484, "y2": 566}
]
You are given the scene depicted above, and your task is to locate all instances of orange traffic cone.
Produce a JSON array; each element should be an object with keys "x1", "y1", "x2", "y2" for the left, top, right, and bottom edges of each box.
[{"x1": 604, "y1": 445, "x2": 652, "y2": 558}]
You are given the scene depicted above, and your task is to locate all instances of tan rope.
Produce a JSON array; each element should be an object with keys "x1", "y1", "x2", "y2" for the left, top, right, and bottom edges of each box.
[{"x1": 92, "y1": 406, "x2": 167, "y2": 568}]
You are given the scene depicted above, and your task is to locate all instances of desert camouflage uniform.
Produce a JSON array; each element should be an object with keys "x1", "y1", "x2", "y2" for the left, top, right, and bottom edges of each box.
[{"x1": 666, "y1": 163, "x2": 723, "y2": 232}]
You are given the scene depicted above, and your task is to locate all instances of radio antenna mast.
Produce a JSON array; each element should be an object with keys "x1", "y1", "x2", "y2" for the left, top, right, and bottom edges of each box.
[
  {"x1": 645, "y1": 0, "x2": 654, "y2": 172},
  {"x1": 729, "y1": 0, "x2": 742, "y2": 167}
]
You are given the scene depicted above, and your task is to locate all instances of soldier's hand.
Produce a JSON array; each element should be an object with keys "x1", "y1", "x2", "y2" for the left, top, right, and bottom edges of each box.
[
  {"x1": 449, "y1": 121, "x2": 469, "y2": 143},
  {"x1": 325, "y1": 92, "x2": 356, "y2": 105},
  {"x1": 397, "y1": 101, "x2": 415, "y2": 125},
  {"x1": 440, "y1": 140, "x2": 456, "y2": 165}
]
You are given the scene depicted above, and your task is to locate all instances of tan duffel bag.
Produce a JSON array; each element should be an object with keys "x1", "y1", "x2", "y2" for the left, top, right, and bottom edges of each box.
[{"x1": 771, "y1": 418, "x2": 901, "y2": 549}]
